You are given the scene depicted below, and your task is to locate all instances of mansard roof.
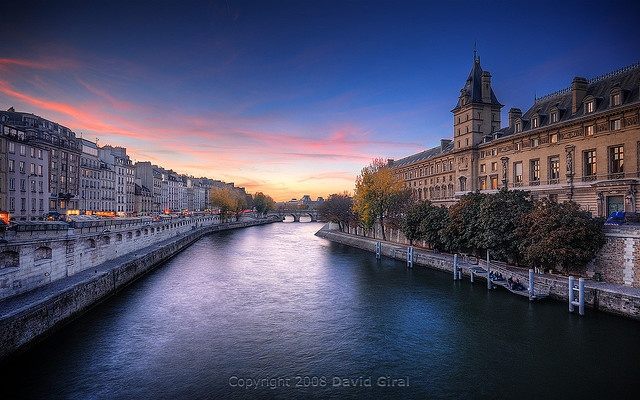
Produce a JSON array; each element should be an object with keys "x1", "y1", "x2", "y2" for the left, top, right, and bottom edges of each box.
[
  {"x1": 481, "y1": 61, "x2": 640, "y2": 144},
  {"x1": 451, "y1": 57, "x2": 502, "y2": 111},
  {"x1": 393, "y1": 140, "x2": 454, "y2": 168}
]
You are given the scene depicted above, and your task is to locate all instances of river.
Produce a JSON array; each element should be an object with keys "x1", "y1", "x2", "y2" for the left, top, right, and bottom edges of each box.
[{"x1": 1, "y1": 222, "x2": 639, "y2": 399}]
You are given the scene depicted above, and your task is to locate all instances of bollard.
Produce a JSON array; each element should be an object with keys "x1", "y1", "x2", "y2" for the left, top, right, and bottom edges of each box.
[
  {"x1": 470, "y1": 270, "x2": 474, "y2": 283},
  {"x1": 453, "y1": 254, "x2": 459, "y2": 280},
  {"x1": 569, "y1": 276, "x2": 575, "y2": 313},
  {"x1": 529, "y1": 269, "x2": 535, "y2": 300},
  {"x1": 579, "y1": 278, "x2": 585, "y2": 316},
  {"x1": 407, "y1": 246, "x2": 414, "y2": 268},
  {"x1": 486, "y1": 250, "x2": 492, "y2": 290},
  {"x1": 376, "y1": 242, "x2": 381, "y2": 260}
]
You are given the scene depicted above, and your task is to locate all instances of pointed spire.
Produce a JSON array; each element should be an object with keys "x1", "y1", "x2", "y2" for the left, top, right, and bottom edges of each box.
[{"x1": 473, "y1": 41, "x2": 477, "y2": 62}]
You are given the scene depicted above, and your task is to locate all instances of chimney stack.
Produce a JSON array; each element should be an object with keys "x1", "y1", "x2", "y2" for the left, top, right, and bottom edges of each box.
[
  {"x1": 481, "y1": 71, "x2": 492, "y2": 103},
  {"x1": 508, "y1": 108, "x2": 522, "y2": 128},
  {"x1": 571, "y1": 77, "x2": 588, "y2": 114}
]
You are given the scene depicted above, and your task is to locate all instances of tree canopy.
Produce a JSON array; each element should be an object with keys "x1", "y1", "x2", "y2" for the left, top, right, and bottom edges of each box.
[
  {"x1": 353, "y1": 158, "x2": 411, "y2": 240},
  {"x1": 209, "y1": 186, "x2": 248, "y2": 221},
  {"x1": 517, "y1": 199, "x2": 605, "y2": 273},
  {"x1": 253, "y1": 192, "x2": 275, "y2": 217},
  {"x1": 318, "y1": 192, "x2": 353, "y2": 232}
]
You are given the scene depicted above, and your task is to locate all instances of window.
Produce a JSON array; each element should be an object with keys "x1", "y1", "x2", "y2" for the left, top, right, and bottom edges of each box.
[
  {"x1": 611, "y1": 92, "x2": 621, "y2": 107},
  {"x1": 550, "y1": 133, "x2": 558, "y2": 143},
  {"x1": 491, "y1": 162, "x2": 498, "y2": 171},
  {"x1": 19, "y1": 161, "x2": 25, "y2": 173},
  {"x1": 550, "y1": 110, "x2": 558, "y2": 123},
  {"x1": 610, "y1": 145, "x2": 624, "y2": 174},
  {"x1": 8, "y1": 142, "x2": 15, "y2": 153},
  {"x1": 610, "y1": 119, "x2": 621, "y2": 130},
  {"x1": 514, "y1": 162, "x2": 523, "y2": 184},
  {"x1": 30, "y1": 148, "x2": 35, "y2": 157},
  {"x1": 515, "y1": 121, "x2": 521, "y2": 133},
  {"x1": 480, "y1": 164, "x2": 486, "y2": 173},
  {"x1": 549, "y1": 157, "x2": 560, "y2": 180},
  {"x1": 20, "y1": 145, "x2": 25, "y2": 156},
  {"x1": 584, "y1": 150, "x2": 597, "y2": 176},
  {"x1": 515, "y1": 142, "x2": 521, "y2": 151},
  {"x1": 491, "y1": 175, "x2": 498, "y2": 189},
  {"x1": 480, "y1": 177, "x2": 487, "y2": 190},
  {"x1": 585, "y1": 125, "x2": 594, "y2": 136},
  {"x1": 30, "y1": 163, "x2": 35, "y2": 174},
  {"x1": 530, "y1": 159, "x2": 540, "y2": 182},
  {"x1": 585, "y1": 100, "x2": 594, "y2": 113},
  {"x1": 532, "y1": 117, "x2": 538, "y2": 128},
  {"x1": 9, "y1": 178, "x2": 15, "y2": 190},
  {"x1": 531, "y1": 138, "x2": 539, "y2": 147},
  {"x1": 8, "y1": 160, "x2": 14, "y2": 172}
]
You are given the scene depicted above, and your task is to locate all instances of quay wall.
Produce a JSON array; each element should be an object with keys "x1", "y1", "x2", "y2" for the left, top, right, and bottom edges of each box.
[
  {"x1": 316, "y1": 225, "x2": 640, "y2": 320},
  {"x1": 0, "y1": 218, "x2": 276, "y2": 363}
]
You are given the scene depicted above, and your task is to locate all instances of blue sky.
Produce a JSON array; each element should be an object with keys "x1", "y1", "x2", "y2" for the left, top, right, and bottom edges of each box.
[{"x1": 1, "y1": 0, "x2": 638, "y2": 200}]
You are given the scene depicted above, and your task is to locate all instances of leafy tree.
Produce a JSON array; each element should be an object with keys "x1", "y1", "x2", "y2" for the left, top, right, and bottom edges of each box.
[
  {"x1": 210, "y1": 186, "x2": 247, "y2": 222},
  {"x1": 400, "y1": 200, "x2": 448, "y2": 248},
  {"x1": 475, "y1": 188, "x2": 533, "y2": 263},
  {"x1": 318, "y1": 192, "x2": 353, "y2": 232},
  {"x1": 439, "y1": 191, "x2": 486, "y2": 255},
  {"x1": 253, "y1": 192, "x2": 275, "y2": 217},
  {"x1": 517, "y1": 199, "x2": 605, "y2": 274},
  {"x1": 353, "y1": 158, "x2": 411, "y2": 241}
]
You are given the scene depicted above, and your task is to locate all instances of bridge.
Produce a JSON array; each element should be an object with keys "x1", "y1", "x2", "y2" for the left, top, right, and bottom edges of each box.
[{"x1": 266, "y1": 209, "x2": 319, "y2": 222}]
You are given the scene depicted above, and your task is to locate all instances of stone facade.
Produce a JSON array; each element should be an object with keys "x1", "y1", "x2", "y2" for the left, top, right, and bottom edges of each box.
[
  {"x1": 591, "y1": 225, "x2": 640, "y2": 286},
  {"x1": 0, "y1": 215, "x2": 223, "y2": 300},
  {"x1": 393, "y1": 59, "x2": 640, "y2": 218}
]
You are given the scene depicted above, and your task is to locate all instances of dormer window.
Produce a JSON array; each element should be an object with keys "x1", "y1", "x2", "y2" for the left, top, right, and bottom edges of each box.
[
  {"x1": 515, "y1": 119, "x2": 522, "y2": 133},
  {"x1": 584, "y1": 96, "x2": 595, "y2": 113},
  {"x1": 610, "y1": 87, "x2": 622, "y2": 107},
  {"x1": 550, "y1": 107, "x2": 559, "y2": 123},
  {"x1": 532, "y1": 116, "x2": 539, "y2": 128}
]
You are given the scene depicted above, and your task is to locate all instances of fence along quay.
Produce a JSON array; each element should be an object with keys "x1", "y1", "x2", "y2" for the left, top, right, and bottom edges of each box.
[{"x1": 0, "y1": 215, "x2": 278, "y2": 363}]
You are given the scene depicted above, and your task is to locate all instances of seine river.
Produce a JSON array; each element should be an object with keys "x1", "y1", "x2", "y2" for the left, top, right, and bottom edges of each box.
[{"x1": 2, "y1": 222, "x2": 639, "y2": 399}]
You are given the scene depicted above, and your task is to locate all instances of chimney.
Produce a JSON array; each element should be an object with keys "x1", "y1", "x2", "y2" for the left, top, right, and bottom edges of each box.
[
  {"x1": 481, "y1": 71, "x2": 492, "y2": 103},
  {"x1": 508, "y1": 108, "x2": 522, "y2": 128},
  {"x1": 571, "y1": 77, "x2": 588, "y2": 114},
  {"x1": 440, "y1": 139, "x2": 452, "y2": 150}
]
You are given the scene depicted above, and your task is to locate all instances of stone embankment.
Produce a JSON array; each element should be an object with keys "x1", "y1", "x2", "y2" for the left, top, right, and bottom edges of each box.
[
  {"x1": 0, "y1": 218, "x2": 276, "y2": 363},
  {"x1": 315, "y1": 225, "x2": 640, "y2": 321}
]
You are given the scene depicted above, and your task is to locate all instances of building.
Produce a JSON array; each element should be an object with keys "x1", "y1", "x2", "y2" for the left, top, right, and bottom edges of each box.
[
  {"x1": 394, "y1": 57, "x2": 640, "y2": 217},
  {"x1": 0, "y1": 123, "x2": 50, "y2": 220},
  {"x1": 79, "y1": 139, "x2": 101, "y2": 214},
  {"x1": 0, "y1": 109, "x2": 81, "y2": 215}
]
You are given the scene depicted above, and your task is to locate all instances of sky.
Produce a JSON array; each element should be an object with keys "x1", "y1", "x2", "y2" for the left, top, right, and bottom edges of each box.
[{"x1": 1, "y1": 0, "x2": 638, "y2": 201}]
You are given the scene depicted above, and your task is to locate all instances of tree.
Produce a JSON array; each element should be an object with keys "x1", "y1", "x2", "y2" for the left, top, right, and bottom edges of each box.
[
  {"x1": 210, "y1": 186, "x2": 247, "y2": 222},
  {"x1": 440, "y1": 191, "x2": 486, "y2": 255},
  {"x1": 353, "y1": 158, "x2": 411, "y2": 241},
  {"x1": 517, "y1": 199, "x2": 606, "y2": 274},
  {"x1": 475, "y1": 188, "x2": 533, "y2": 264},
  {"x1": 400, "y1": 200, "x2": 448, "y2": 247},
  {"x1": 253, "y1": 192, "x2": 275, "y2": 217},
  {"x1": 318, "y1": 192, "x2": 353, "y2": 232}
]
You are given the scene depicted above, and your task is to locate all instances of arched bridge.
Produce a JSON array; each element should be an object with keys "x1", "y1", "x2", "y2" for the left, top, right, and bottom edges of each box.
[{"x1": 266, "y1": 209, "x2": 319, "y2": 222}]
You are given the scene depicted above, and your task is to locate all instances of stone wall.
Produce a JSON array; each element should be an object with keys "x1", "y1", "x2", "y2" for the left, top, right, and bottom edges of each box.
[
  {"x1": 0, "y1": 218, "x2": 275, "y2": 362},
  {"x1": 591, "y1": 226, "x2": 640, "y2": 287},
  {"x1": 0, "y1": 215, "x2": 224, "y2": 300}
]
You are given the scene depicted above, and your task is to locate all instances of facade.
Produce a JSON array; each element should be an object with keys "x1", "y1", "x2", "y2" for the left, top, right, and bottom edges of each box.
[
  {"x1": 0, "y1": 124, "x2": 50, "y2": 220},
  {"x1": 394, "y1": 58, "x2": 640, "y2": 217},
  {"x1": 79, "y1": 139, "x2": 102, "y2": 214},
  {"x1": 0, "y1": 109, "x2": 81, "y2": 215}
]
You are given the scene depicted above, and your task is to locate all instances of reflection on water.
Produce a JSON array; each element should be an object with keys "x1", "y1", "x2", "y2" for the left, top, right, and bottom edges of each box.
[{"x1": 2, "y1": 222, "x2": 639, "y2": 399}]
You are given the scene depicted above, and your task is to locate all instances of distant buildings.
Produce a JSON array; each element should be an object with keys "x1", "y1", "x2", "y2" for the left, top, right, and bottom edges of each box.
[
  {"x1": 393, "y1": 58, "x2": 640, "y2": 217},
  {"x1": 0, "y1": 108, "x2": 247, "y2": 220}
]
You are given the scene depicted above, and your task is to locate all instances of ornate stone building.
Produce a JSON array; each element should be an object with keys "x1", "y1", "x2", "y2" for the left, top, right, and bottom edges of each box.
[{"x1": 393, "y1": 57, "x2": 640, "y2": 217}]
